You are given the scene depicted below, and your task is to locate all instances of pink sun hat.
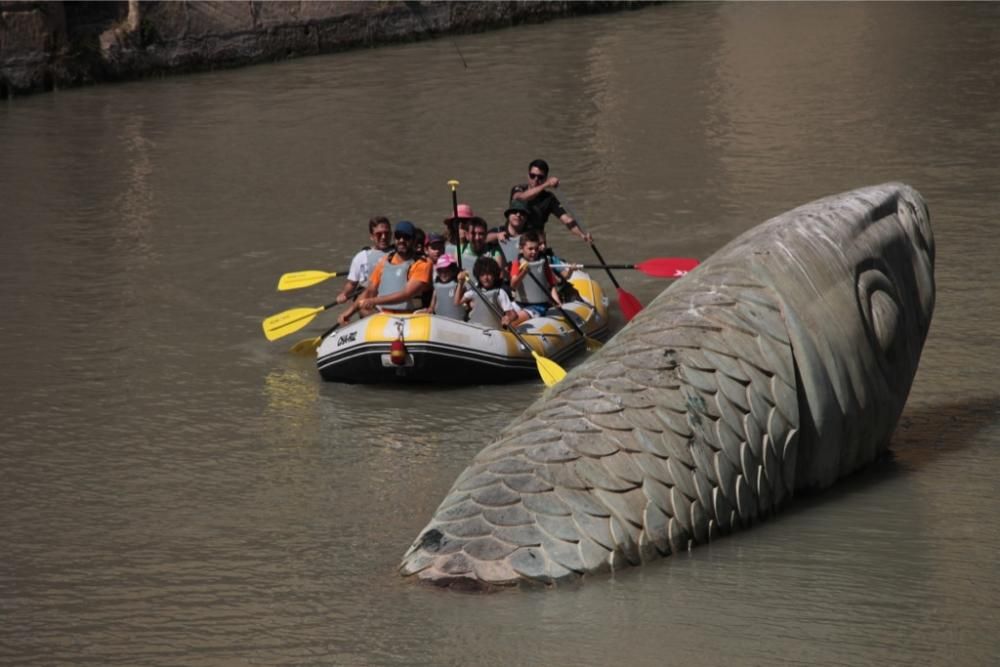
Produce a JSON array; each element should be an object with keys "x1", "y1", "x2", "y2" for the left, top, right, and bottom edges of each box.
[
  {"x1": 444, "y1": 203, "x2": 477, "y2": 223},
  {"x1": 435, "y1": 254, "x2": 457, "y2": 270}
]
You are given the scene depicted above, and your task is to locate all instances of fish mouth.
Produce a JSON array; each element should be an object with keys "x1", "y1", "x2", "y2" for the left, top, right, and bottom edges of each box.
[{"x1": 400, "y1": 529, "x2": 523, "y2": 591}]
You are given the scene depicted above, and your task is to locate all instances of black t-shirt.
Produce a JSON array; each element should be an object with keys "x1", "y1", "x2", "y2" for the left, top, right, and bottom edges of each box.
[{"x1": 509, "y1": 184, "x2": 567, "y2": 232}]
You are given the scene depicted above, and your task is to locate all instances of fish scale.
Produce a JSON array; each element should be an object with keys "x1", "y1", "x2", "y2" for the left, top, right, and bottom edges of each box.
[{"x1": 401, "y1": 183, "x2": 935, "y2": 588}]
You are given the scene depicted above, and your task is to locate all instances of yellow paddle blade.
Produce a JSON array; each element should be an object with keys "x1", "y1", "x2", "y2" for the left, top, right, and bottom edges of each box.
[
  {"x1": 277, "y1": 270, "x2": 340, "y2": 291},
  {"x1": 262, "y1": 306, "x2": 324, "y2": 341},
  {"x1": 533, "y1": 351, "x2": 567, "y2": 387},
  {"x1": 289, "y1": 336, "x2": 321, "y2": 355}
]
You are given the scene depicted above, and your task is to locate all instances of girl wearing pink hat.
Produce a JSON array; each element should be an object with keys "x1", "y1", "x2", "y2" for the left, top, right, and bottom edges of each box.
[{"x1": 425, "y1": 254, "x2": 466, "y2": 321}]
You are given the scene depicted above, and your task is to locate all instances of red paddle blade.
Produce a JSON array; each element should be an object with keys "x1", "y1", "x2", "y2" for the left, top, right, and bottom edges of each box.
[
  {"x1": 634, "y1": 257, "x2": 700, "y2": 278},
  {"x1": 617, "y1": 288, "x2": 643, "y2": 322}
]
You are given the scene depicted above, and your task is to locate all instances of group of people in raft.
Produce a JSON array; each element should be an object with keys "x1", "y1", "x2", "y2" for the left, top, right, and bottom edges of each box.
[{"x1": 333, "y1": 159, "x2": 596, "y2": 330}]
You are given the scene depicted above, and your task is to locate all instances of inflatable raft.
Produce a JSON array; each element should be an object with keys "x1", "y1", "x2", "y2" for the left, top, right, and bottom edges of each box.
[{"x1": 316, "y1": 271, "x2": 609, "y2": 384}]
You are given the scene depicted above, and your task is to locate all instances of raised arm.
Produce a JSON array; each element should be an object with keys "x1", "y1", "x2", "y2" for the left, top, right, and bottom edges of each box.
[{"x1": 511, "y1": 176, "x2": 559, "y2": 202}]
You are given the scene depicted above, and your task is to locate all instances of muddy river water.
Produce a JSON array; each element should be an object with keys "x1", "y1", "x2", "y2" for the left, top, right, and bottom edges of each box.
[{"x1": 2, "y1": 3, "x2": 998, "y2": 665}]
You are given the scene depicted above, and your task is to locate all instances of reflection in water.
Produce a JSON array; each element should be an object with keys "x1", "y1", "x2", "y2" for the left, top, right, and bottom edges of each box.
[
  {"x1": 263, "y1": 366, "x2": 319, "y2": 421},
  {"x1": 2, "y1": 3, "x2": 1000, "y2": 666},
  {"x1": 116, "y1": 112, "x2": 157, "y2": 265}
]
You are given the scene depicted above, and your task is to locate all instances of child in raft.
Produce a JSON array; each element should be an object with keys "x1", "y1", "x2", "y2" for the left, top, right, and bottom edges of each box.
[
  {"x1": 425, "y1": 232, "x2": 446, "y2": 278},
  {"x1": 509, "y1": 230, "x2": 561, "y2": 318},
  {"x1": 424, "y1": 254, "x2": 467, "y2": 321},
  {"x1": 458, "y1": 256, "x2": 528, "y2": 328}
]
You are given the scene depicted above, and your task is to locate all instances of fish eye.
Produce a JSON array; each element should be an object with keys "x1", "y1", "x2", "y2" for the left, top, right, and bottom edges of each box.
[{"x1": 857, "y1": 266, "x2": 900, "y2": 359}]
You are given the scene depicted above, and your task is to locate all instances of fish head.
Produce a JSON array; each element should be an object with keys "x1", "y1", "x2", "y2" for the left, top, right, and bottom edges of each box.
[{"x1": 711, "y1": 183, "x2": 935, "y2": 486}]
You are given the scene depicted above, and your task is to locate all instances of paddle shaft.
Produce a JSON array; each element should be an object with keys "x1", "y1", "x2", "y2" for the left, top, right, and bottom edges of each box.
[
  {"x1": 586, "y1": 242, "x2": 622, "y2": 289},
  {"x1": 448, "y1": 179, "x2": 564, "y2": 383},
  {"x1": 269, "y1": 283, "x2": 365, "y2": 343},
  {"x1": 463, "y1": 278, "x2": 535, "y2": 352},
  {"x1": 559, "y1": 196, "x2": 625, "y2": 289},
  {"x1": 291, "y1": 280, "x2": 364, "y2": 332},
  {"x1": 449, "y1": 180, "x2": 462, "y2": 272},
  {"x1": 555, "y1": 263, "x2": 641, "y2": 270},
  {"x1": 286, "y1": 300, "x2": 336, "y2": 329},
  {"x1": 558, "y1": 194, "x2": 646, "y2": 320},
  {"x1": 315, "y1": 284, "x2": 364, "y2": 341},
  {"x1": 316, "y1": 322, "x2": 341, "y2": 343},
  {"x1": 524, "y1": 260, "x2": 593, "y2": 344}
]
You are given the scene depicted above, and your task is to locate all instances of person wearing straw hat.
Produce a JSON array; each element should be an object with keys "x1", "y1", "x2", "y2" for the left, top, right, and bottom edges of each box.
[{"x1": 442, "y1": 202, "x2": 478, "y2": 252}]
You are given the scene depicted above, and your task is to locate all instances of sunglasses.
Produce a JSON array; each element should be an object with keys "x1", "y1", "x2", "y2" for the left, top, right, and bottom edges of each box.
[
  {"x1": 528, "y1": 172, "x2": 546, "y2": 181},
  {"x1": 394, "y1": 232, "x2": 414, "y2": 240}
]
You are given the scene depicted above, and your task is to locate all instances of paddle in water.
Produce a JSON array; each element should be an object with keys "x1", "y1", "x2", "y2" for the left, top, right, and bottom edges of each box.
[
  {"x1": 558, "y1": 196, "x2": 644, "y2": 321},
  {"x1": 285, "y1": 285, "x2": 365, "y2": 352},
  {"x1": 290, "y1": 322, "x2": 341, "y2": 354}
]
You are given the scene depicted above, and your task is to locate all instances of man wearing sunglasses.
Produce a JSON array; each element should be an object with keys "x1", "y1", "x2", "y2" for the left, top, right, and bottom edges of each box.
[
  {"x1": 335, "y1": 216, "x2": 393, "y2": 305},
  {"x1": 510, "y1": 159, "x2": 593, "y2": 244},
  {"x1": 339, "y1": 220, "x2": 432, "y2": 324}
]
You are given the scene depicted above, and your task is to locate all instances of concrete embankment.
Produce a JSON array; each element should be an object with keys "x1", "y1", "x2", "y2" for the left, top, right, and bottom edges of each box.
[{"x1": 0, "y1": 1, "x2": 638, "y2": 98}]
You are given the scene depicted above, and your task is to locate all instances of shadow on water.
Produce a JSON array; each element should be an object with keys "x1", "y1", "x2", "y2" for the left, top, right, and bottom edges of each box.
[
  {"x1": 775, "y1": 395, "x2": 1000, "y2": 516},
  {"x1": 559, "y1": 395, "x2": 1000, "y2": 591},
  {"x1": 892, "y1": 395, "x2": 1000, "y2": 467}
]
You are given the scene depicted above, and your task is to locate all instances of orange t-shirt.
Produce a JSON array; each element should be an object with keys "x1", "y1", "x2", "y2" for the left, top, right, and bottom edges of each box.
[{"x1": 369, "y1": 253, "x2": 433, "y2": 291}]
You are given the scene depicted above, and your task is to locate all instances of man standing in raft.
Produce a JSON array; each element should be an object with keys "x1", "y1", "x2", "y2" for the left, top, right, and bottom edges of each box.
[
  {"x1": 510, "y1": 159, "x2": 592, "y2": 244},
  {"x1": 338, "y1": 220, "x2": 432, "y2": 324}
]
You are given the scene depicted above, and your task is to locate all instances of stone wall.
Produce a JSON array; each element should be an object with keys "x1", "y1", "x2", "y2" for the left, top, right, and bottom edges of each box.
[{"x1": 1, "y1": 1, "x2": 639, "y2": 98}]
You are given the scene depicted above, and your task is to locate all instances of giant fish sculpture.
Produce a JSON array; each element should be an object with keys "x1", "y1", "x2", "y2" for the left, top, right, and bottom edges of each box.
[{"x1": 401, "y1": 183, "x2": 935, "y2": 588}]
